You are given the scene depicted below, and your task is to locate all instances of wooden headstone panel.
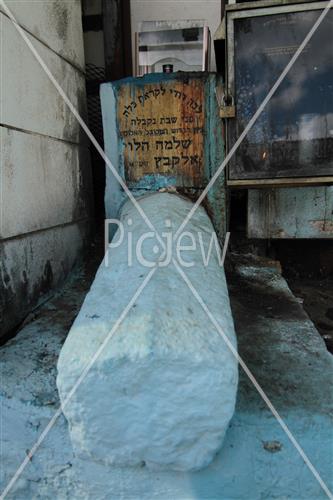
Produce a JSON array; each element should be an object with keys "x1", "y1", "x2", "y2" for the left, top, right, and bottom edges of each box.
[
  {"x1": 117, "y1": 75, "x2": 206, "y2": 187},
  {"x1": 101, "y1": 72, "x2": 227, "y2": 238}
]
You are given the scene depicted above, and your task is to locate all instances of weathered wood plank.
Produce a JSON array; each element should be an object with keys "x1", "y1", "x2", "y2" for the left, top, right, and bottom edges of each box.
[
  {"x1": 101, "y1": 72, "x2": 227, "y2": 238},
  {"x1": 117, "y1": 77, "x2": 206, "y2": 186},
  {"x1": 248, "y1": 187, "x2": 333, "y2": 239}
]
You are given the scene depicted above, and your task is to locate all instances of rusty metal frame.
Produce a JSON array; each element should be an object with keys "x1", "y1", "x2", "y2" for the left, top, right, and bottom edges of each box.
[{"x1": 225, "y1": 0, "x2": 333, "y2": 187}]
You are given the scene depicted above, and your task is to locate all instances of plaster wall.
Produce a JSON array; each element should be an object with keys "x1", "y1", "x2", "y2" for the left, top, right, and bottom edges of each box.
[
  {"x1": 0, "y1": 2, "x2": 93, "y2": 338},
  {"x1": 0, "y1": 0, "x2": 85, "y2": 70}
]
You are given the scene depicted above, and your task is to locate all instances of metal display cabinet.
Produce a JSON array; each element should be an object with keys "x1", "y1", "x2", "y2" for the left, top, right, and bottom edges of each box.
[{"x1": 224, "y1": 0, "x2": 333, "y2": 187}]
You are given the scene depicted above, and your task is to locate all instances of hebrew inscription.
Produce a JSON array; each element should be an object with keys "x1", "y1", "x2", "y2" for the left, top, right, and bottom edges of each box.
[{"x1": 117, "y1": 79, "x2": 205, "y2": 185}]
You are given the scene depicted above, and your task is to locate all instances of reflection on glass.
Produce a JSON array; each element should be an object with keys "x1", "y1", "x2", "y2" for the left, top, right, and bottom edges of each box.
[
  {"x1": 229, "y1": 9, "x2": 333, "y2": 180},
  {"x1": 137, "y1": 20, "x2": 209, "y2": 75},
  {"x1": 139, "y1": 28, "x2": 204, "y2": 72}
]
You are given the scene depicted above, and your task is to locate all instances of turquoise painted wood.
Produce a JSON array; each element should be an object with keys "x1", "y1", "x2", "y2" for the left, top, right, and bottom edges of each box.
[
  {"x1": 248, "y1": 186, "x2": 333, "y2": 239},
  {"x1": 100, "y1": 72, "x2": 227, "y2": 239}
]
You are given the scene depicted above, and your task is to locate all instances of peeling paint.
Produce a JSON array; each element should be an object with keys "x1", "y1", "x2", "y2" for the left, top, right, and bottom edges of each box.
[
  {"x1": 248, "y1": 187, "x2": 333, "y2": 239},
  {"x1": 101, "y1": 72, "x2": 227, "y2": 239},
  {"x1": 309, "y1": 219, "x2": 333, "y2": 234}
]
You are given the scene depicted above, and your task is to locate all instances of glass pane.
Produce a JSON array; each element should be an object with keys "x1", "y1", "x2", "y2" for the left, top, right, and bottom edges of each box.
[
  {"x1": 229, "y1": 8, "x2": 333, "y2": 180},
  {"x1": 138, "y1": 28, "x2": 204, "y2": 71}
]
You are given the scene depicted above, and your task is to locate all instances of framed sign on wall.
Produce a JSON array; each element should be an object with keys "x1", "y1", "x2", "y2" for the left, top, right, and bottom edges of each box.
[{"x1": 225, "y1": 0, "x2": 333, "y2": 187}]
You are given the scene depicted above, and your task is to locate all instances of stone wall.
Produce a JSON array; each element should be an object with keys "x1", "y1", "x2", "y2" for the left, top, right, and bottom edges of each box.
[{"x1": 0, "y1": 1, "x2": 93, "y2": 338}]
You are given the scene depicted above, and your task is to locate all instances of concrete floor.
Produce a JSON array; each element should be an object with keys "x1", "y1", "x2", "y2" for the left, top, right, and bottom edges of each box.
[
  {"x1": 287, "y1": 278, "x2": 333, "y2": 354},
  {"x1": 1, "y1": 254, "x2": 332, "y2": 499}
]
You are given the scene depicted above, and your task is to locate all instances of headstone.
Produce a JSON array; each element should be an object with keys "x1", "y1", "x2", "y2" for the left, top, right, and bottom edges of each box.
[
  {"x1": 57, "y1": 193, "x2": 238, "y2": 471},
  {"x1": 100, "y1": 72, "x2": 227, "y2": 239}
]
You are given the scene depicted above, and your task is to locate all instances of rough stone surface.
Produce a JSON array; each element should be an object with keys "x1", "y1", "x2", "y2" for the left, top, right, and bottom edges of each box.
[
  {"x1": 1, "y1": 253, "x2": 332, "y2": 498},
  {"x1": 57, "y1": 193, "x2": 238, "y2": 471}
]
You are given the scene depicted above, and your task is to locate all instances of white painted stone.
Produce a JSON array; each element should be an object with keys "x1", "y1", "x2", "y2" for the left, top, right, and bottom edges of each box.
[{"x1": 57, "y1": 193, "x2": 238, "y2": 471}]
